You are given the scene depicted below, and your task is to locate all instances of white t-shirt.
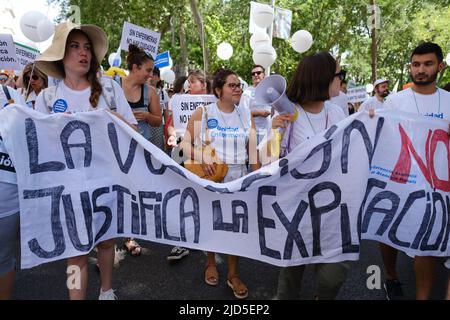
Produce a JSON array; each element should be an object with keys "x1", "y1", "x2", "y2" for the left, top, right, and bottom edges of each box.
[
  {"x1": 359, "y1": 96, "x2": 386, "y2": 112},
  {"x1": 24, "y1": 90, "x2": 38, "y2": 109},
  {"x1": 328, "y1": 91, "x2": 349, "y2": 116},
  {"x1": 239, "y1": 86, "x2": 272, "y2": 133},
  {"x1": 200, "y1": 103, "x2": 252, "y2": 165},
  {"x1": 35, "y1": 80, "x2": 137, "y2": 125},
  {"x1": 286, "y1": 102, "x2": 346, "y2": 148},
  {"x1": 384, "y1": 87, "x2": 450, "y2": 120},
  {"x1": 0, "y1": 86, "x2": 27, "y2": 219}
]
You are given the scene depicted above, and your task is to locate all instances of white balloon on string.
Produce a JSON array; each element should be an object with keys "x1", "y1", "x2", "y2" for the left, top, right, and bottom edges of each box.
[
  {"x1": 252, "y1": 44, "x2": 277, "y2": 68},
  {"x1": 366, "y1": 84, "x2": 374, "y2": 94},
  {"x1": 291, "y1": 30, "x2": 313, "y2": 53},
  {"x1": 250, "y1": 32, "x2": 270, "y2": 50},
  {"x1": 217, "y1": 42, "x2": 233, "y2": 60}
]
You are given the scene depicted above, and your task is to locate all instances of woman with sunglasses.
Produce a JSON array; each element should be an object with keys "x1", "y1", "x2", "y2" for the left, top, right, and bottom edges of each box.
[
  {"x1": 21, "y1": 63, "x2": 48, "y2": 108},
  {"x1": 181, "y1": 69, "x2": 259, "y2": 299},
  {"x1": 268, "y1": 52, "x2": 348, "y2": 300}
]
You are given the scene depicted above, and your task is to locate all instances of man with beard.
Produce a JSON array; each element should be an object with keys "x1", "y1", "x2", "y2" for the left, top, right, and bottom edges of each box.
[
  {"x1": 380, "y1": 42, "x2": 450, "y2": 300},
  {"x1": 359, "y1": 79, "x2": 390, "y2": 111}
]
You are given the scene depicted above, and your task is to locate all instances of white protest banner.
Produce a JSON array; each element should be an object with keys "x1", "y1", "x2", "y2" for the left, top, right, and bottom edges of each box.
[
  {"x1": 14, "y1": 42, "x2": 40, "y2": 69},
  {"x1": 120, "y1": 22, "x2": 161, "y2": 59},
  {"x1": 0, "y1": 106, "x2": 449, "y2": 269},
  {"x1": 0, "y1": 34, "x2": 20, "y2": 70},
  {"x1": 347, "y1": 86, "x2": 368, "y2": 103},
  {"x1": 273, "y1": 7, "x2": 292, "y2": 40},
  {"x1": 170, "y1": 94, "x2": 217, "y2": 134}
]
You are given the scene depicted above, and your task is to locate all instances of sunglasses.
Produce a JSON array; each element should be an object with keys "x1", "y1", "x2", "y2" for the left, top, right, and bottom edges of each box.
[
  {"x1": 251, "y1": 70, "x2": 263, "y2": 77},
  {"x1": 24, "y1": 75, "x2": 40, "y2": 82},
  {"x1": 334, "y1": 70, "x2": 346, "y2": 81},
  {"x1": 0, "y1": 76, "x2": 8, "y2": 81},
  {"x1": 226, "y1": 82, "x2": 242, "y2": 90}
]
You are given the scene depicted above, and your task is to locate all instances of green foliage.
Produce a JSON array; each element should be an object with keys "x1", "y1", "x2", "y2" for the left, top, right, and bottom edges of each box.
[{"x1": 51, "y1": 0, "x2": 450, "y2": 87}]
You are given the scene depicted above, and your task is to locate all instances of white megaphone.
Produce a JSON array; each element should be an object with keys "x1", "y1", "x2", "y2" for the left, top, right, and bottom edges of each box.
[
  {"x1": 254, "y1": 74, "x2": 298, "y2": 121},
  {"x1": 254, "y1": 75, "x2": 298, "y2": 157}
]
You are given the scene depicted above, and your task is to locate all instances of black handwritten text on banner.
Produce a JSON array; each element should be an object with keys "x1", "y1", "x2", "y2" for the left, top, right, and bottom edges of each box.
[{"x1": 0, "y1": 106, "x2": 448, "y2": 268}]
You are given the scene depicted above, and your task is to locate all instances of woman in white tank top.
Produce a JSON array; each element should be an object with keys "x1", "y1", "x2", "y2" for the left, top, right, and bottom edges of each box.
[{"x1": 181, "y1": 69, "x2": 259, "y2": 299}]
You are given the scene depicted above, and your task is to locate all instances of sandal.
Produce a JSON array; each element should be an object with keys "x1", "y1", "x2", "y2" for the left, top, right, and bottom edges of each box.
[
  {"x1": 227, "y1": 275, "x2": 248, "y2": 299},
  {"x1": 123, "y1": 238, "x2": 142, "y2": 256},
  {"x1": 204, "y1": 264, "x2": 219, "y2": 286}
]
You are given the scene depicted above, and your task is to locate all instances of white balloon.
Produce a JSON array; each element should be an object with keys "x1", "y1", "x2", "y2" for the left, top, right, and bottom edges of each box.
[
  {"x1": 252, "y1": 44, "x2": 277, "y2": 68},
  {"x1": 446, "y1": 53, "x2": 450, "y2": 65},
  {"x1": 253, "y1": 5, "x2": 274, "y2": 29},
  {"x1": 291, "y1": 30, "x2": 313, "y2": 53},
  {"x1": 161, "y1": 69, "x2": 175, "y2": 84},
  {"x1": 20, "y1": 11, "x2": 53, "y2": 43},
  {"x1": 250, "y1": 32, "x2": 270, "y2": 50},
  {"x1": 366, "y1": 84, "x2": 374, "y2": 94},
  {"x1": 37, "y1": 18, "x2": 54, "y2": 42},
  {"x1": 217, "y1": 42, "x2": 233, "y2": 60},
  {"x1": 108, "y1": 52, "x2": 121, "y2": 67}
]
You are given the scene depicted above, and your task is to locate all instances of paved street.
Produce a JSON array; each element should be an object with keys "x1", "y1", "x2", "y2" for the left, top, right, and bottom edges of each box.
[{"x1": 12, "y1": 240, "x2": 448, "y2": 300}]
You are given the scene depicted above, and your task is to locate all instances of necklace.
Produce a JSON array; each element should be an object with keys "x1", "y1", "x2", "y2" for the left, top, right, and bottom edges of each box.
[
  {"x1": 412, "y1": 87, "x2": 441, "y2": 116},
  {"x1": 216, "y1": 102, "x2": 247, "y2": 134},
  {"x1": 303, "y1": 107, "x2": 329, "y2": 136}
]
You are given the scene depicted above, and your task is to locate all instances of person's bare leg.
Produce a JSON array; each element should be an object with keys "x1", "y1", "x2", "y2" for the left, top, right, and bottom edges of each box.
[
  {"x1": 227, "y1": 255, "x2": 247, "y2": 298},
  {"x1": 0, "y1": 270, "x2": 15, "y2": 300},
  {"x1": 379, "y1": 243, "x2": 398, "y2": 279},
  {"x1": 67, "y1": 255, "x2": 88, "y2": 300},
  {"x1": 97, "y1": 239, "x2": 115, "y2": 292},
  {"x1": 414, "y1": 256, "x2": 435, "y2": 300}
]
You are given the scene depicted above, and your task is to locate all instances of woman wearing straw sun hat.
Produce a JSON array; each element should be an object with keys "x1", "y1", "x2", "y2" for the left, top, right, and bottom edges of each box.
[{"x1": 34, "y1": 21, "x2": 137, "y2": 300}]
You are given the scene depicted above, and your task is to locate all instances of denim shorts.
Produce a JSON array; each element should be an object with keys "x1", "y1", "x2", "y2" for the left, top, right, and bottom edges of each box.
[{"x1": 0, "y1": 212, "x2": 20, "y2": 275}]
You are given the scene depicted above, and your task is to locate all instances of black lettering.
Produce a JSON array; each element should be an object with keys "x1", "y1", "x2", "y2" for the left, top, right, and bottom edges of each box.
[
  {"x1": 308, "y1": 182, "x2": 341, "y2": 256},
  {"x1": 162, "y1": 189, "x2": 180, "y2": 241},
  {"x1": 389, "y1": 190, "x2": 426, "y2": 248},
  {"x1": 26, "y1": 118, "x2": 65, "y2": 174},
  {"x1": 272, "y1": 200, "x2": 309, "y2": 259},
  {"x1": 143, "y1": 149, "x2": 167, "y2": 174},
  {"x1": 291, "y1": 140, "x2": 332, "y2": 179},
  {"x1": 341, "y1": 118, "x2": 384, "y2": 173},
  {"x1": 257, "y1": 186, "x2": 281, "y2": 259},
  {"x1": 92, "y1": 187, "x2": 112, "y2": 241},
  {"x1": 23, "y1": 186, "x2": 66, "y2": 258},
  {"x1": 362, "y1": 191, "x2": 400, "y2": 235},
  {"x1": 60, "y1": 120, "x2": 92, "y2": 169},
  {"x1": 62, "y1": 192, "x2": 93, "y2": 252},
  {"x1": 112, "y1": 185, "x2": 130, "y2": 234},
  {"x1": 420, "y1": 192, "x2": 446, "y2": 251},
  {"x1": 108, "y1": 123, "x2": 137, "y2": 174},
  {"x1": 180, "y1": 188, "x2": 200, "y2": 243}
]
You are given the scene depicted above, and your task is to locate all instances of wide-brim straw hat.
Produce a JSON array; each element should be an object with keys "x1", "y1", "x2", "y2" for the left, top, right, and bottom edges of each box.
[{"x1": 35, "y1": 21, "x2": 108, "y2": 79}]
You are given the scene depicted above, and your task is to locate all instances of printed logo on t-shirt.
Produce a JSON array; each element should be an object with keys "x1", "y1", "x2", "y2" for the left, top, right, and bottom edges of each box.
[
  {"x1": 207, "y1": 118, "x2": 218, "y2": 129},
  {"x1": 425, "y1": 112, "x2": 444, "y2": 119},
  {"x1": 53, "y1": 99, "x2": 68, "y2": 113}
]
